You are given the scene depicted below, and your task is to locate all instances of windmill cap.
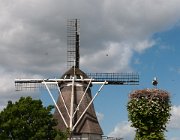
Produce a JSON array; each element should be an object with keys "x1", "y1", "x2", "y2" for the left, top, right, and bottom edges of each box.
[{"x1": 61, "y1": 66, "x2": 89, "y2": 79}]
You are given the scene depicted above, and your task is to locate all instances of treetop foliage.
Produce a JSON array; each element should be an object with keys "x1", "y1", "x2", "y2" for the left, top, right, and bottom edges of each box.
[
  {"x1": 127, "y1": 89, "x2": 171, "y2": 140},
  {"x1": 0, "y1": 96, "x2": 57, "y2": 140}
]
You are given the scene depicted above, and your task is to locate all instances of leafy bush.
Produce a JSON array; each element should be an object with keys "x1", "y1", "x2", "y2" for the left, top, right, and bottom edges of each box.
[
  {"x1": 0, "y1": 97, "x2": 58, "y2": 139},
  {"x1": 127, "y1": 89, "x2": 171, "y2": 140}
]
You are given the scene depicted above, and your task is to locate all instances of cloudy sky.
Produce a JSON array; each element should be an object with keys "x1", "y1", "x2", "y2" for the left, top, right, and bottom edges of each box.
[{"x1": 1, "y1": 0, "x2": 180, "y2": 139}]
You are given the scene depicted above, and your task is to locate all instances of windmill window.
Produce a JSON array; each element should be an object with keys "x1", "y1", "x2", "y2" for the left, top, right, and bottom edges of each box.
[
  {"x1": 64, "y1": 75, "x2": 70, "y2": 79},
  {"x1": 80, "y1": 75, "x2": 83, "y2": 79},
  {"x1": 75, "y1": 75, "x2": 81, "y2": 79}
]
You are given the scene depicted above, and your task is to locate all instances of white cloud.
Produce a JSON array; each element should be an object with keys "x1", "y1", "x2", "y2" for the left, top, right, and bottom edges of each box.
[
  {"x1": 96, "y1": 112, "x2": 104, "y2": 122},
  {"x1": 81, "y1": 42, "x2": 133, "y2": 72},
  {"x1": 1, "y1": 0, "x2": 180, "y2": 119},
  {"x1": 108, "y1": 122, "x2": 135, "y2": 140},
  {"x1": 0, "y1": 69, "x2": 41, "y2": 111},
  {"x1": 81, "y1": 40, "x2": 155, "y2": 72},
  {"x1": 133, "y1": 40, "x2": 155, "y2": 53},
  {"x1": 168, "y1": 105, "x2": 180, "y2": 129}
]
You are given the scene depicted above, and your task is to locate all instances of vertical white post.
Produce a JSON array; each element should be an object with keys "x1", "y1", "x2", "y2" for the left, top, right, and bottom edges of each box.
[{"x1": 70, "y1": 77, "x2": 75, "y2": 131}]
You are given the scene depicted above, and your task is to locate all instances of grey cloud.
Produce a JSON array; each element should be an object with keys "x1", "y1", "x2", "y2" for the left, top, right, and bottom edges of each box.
[
  {"x1": 1, "y1": 0, "x2": 180, "y2": 74},
  {"x1": 1, "y1": 0, "x2": 180, "y2": 110}
]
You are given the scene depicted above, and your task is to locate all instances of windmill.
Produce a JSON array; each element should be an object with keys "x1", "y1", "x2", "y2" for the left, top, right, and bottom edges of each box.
[{"x1": 15, "y1": 19, "x2": 139, "y2": 140}]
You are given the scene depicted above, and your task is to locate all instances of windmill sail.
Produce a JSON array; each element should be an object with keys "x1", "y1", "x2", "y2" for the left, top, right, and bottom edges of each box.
[
  {"x1": 87, "y1": 72, "x2": 139, "y2": 85},
  {"x1": 67, "y1": 19, "x2": 80, "y2": 68}
]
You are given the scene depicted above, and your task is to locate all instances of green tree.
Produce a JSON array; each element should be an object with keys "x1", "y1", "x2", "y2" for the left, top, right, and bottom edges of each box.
[
  {"x1": 127, "y1": 89, "x2": 171, "y2": 140},
  {"x1": 55, "y1": 129, "x2": 69, "y2": 140},
  {"x1": 0, "y1": 96, "x2": 57, "y2": 140}
]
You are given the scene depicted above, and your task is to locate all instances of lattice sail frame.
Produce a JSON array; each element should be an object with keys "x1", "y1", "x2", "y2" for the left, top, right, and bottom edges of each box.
[
  {"x1": 67, "y1": 19, "x2": 80, "y2": 68},
  {"x1": 87, "y1": 73, "x2": 139, "y2": 85},
  {"x1": 15, "y1": 73, "x2": 139, "y2": 91}
]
